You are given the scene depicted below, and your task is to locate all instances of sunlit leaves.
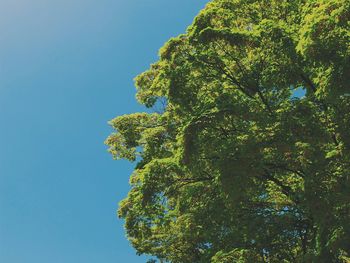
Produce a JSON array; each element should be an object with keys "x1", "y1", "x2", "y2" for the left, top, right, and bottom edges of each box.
[{"x1": 106, "y1": 0, "x2": 350, "y2": 262}]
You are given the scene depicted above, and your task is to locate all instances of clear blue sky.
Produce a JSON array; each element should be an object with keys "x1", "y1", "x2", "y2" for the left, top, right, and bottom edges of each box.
[{"x1": 0, "y1": 1, "x2": 208, "y2": 262}]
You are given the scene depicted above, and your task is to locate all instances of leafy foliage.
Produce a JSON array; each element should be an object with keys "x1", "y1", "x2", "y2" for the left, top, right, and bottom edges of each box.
[{"x1": 106, "y1": 0, "x2": 350, "y2": 262}]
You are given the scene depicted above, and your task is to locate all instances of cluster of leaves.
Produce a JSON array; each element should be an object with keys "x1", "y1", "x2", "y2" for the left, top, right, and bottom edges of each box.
[{"x1": 106, "y1": 0, "x2": 350, "y2": 262}]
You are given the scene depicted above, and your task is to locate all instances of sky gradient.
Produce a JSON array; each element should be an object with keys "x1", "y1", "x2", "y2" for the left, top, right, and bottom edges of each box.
[{"x1": 0, "y1": 1, "x2": 208, "y2": 262}]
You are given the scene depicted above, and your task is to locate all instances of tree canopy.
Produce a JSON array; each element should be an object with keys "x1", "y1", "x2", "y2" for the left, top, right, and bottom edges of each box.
[{"x1": 106, "y1": 0, "x2": 350, "y2": 262}]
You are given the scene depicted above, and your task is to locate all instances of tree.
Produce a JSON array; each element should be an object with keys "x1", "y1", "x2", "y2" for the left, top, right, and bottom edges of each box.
[{"x1": 105, "y1": 0, "x2": 350, "y2": 262}]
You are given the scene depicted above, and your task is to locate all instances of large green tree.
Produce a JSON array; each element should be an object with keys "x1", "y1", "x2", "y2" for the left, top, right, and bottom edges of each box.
[{"x1": 106, "y1": 0, "x2": 350, "y2": 262}]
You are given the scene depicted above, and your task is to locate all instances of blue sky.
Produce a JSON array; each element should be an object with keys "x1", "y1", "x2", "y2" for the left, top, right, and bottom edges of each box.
[{"x1": 0, "y1": 1, "x2": 208, "y2": 262}]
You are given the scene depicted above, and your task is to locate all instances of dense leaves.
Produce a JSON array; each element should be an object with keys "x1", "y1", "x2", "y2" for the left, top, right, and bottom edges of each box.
[{"x1": 106, "y1": 0, "x2": 350, "y2": 262}]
